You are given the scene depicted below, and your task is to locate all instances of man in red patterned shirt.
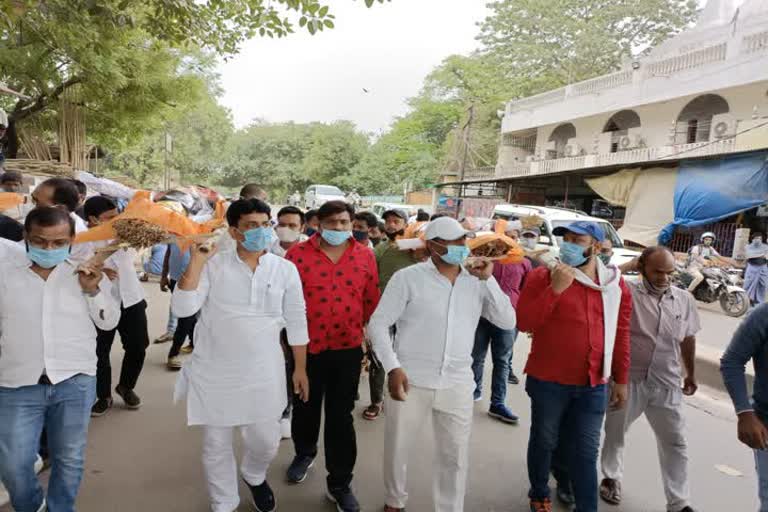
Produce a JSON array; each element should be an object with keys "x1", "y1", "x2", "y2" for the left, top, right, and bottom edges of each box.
[{"x1": 284, "y1": 200, "x2": 380, "y2": 512}]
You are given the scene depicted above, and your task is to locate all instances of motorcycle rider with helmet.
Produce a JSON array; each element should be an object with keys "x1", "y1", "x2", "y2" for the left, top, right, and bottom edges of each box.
[{"x1": 686, "y1": 232, "x2": 720, "y2": 293}]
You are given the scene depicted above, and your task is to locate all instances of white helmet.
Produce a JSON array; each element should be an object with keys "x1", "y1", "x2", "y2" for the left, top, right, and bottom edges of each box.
[
  {"x1": 701, "y1": 232, "x2": 716, "y2": 242},
  {"x1": 0, "y1": 109, "x2": 7, "y2": 128}
]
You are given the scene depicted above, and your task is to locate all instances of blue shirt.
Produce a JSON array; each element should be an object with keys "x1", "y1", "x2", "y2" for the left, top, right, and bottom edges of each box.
[
  {"x1": 168, "y1": 244, "x2": 191, "y2": 281},
  {"x1": 144, "y1": 244, "x2": 167, "y2": 275},
  {"x1": 721, "y1": 303, "x2": 768, "y2": 420}
]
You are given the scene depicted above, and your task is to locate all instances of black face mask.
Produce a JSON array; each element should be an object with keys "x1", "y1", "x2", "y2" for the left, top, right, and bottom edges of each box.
[
  {"x1": 371, "y1": 237, "x2": 382, "y2": 247},
  {"x1": 305, "y1": 227, "x2": 317, "y2": 237},
  {"x1": 386, "y1": 229, "x2": 405, "y2": 241},
  {"x1": 353, "y1": 230, "x2": 369, "y2": 242}
]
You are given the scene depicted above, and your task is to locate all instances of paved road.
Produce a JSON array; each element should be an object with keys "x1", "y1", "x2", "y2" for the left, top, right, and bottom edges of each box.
[
  {"x1": 2, "y1": 283, "x2": 760, "y2": 512},
  {"x1": 696, "y1": 302, "x2": 744, "y2": 352}
]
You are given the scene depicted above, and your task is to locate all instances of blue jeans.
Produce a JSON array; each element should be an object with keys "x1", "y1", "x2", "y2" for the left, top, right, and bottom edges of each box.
[
  {"x1": 166, "y1": 305, "x2": 178, "y2": 333},
  {"x1": 471, "y1": 318, "x2": 516, "y2": 407},
  {"x1": 526, "y1": 376, "x2": 608, "y2": 512},
  {"x1": 756, "y1": 448, "x2": 768, "y2": 512},
  {"x1": 0, "y1": 374, "x2": 96, "y2": 512}
]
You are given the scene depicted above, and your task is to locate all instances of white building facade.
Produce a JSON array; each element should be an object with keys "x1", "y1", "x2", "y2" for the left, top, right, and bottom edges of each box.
[{"x1": 493, "y1": 0, "x2": 768, "y2": 181}]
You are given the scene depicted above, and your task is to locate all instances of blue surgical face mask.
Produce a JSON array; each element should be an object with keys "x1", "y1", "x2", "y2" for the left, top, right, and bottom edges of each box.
[
  {"x1": 240, "y1": 227, "x2": 272, "y2": 252},
  {"x1": 433, "y1": 242, "x2": 470, "y2": 266},
  {"x1": 321, "y1": 229, "x2": 351, "y2": 246},
  {"x1": 27, "y1": 244, "x2": 70, "y2": 269},
  {"x1": 559, "y1": 241, "x2": 590, "y2": 267}
]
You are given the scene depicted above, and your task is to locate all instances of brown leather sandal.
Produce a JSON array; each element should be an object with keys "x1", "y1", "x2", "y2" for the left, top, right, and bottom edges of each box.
[
  {"x1": 362, "y1": 403, "x2": 382, "y2": 420},
  {"x1": 600, "y1": 478, "x2": 622, "y2": 505}
]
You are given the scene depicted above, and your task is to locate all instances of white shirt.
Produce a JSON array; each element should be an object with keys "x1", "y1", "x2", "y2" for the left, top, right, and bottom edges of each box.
[
  {"x1": 0, "y1": 252, "x2": 120, "y2": 388},
  {"x1": 105, "y1": 247, "x2": 145, "y2": 308},
  {"x1": 268, "y1": 233, "x2": 308, "y2": 258},
  {"x1": 171, "y1": 250, "x2": 309, "y2": 426},
  {"x1": 369, "y1": 259, "x2": 516, "y2": 389},
  {"x1": 70, "y1": 212, "x2": 94, "y2": 263}
]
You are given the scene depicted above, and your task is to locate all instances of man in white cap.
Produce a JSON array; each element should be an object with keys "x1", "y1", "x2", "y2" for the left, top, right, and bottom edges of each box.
[{"x1": 368, "y1": 216, "x2": 516, "y2": 512}]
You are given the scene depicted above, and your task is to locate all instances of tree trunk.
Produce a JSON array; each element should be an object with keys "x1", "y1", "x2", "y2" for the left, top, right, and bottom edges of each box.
[{"x1": 4, "y1": 118, "x2": 19, "y2": 159}]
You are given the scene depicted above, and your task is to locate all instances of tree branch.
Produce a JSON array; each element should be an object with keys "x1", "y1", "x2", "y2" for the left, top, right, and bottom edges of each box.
[{"x1": 10, "y1": 76, "x2": 84, "y2": 122}]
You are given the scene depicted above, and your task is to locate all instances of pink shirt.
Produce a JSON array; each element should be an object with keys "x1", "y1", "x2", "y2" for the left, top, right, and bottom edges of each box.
[{"x1": 492, "y1": 259, "x2": 533, "y2": 307}]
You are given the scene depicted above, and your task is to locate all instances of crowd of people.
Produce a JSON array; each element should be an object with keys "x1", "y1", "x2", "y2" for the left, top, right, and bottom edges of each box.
[{"x1": 0, "y1": 174, "x2": 765, "y2": 512}]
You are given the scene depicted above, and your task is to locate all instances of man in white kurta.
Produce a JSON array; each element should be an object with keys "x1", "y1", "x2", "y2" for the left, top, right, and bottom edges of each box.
[
  {"x1": 172, "y1": 198, "x2": 309, "y2": 512},
  {"x1": 368, "y1": 217, "x2": 517, "y2": 512}
]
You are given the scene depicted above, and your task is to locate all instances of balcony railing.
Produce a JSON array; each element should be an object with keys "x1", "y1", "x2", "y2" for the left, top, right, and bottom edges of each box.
[
  {"x1": 538, "y1": 155, "x2": 587, "y2": 175},
  {"x1": 743, "y1": 30, "x2": 768, "y2": 54},
  {"x1": 495, "y1": 137, "x2": 744, "y2": 179},
  {"x1": 667, "y1": 137, "x2": 736, "y2": 158},
  {"x1": 593, "y1": 147, "x2": 657, "y2": 167},
  {"x1": 505, "y1": 39, "x2": 735, "y2": 114},
  {"x1": 644, "y1": 42, "x2": 727, "y2": 77},
  {"x1": 571, "y1": 70, "x2": 633, "y2": 97},
  {"x1": 508, "y1": 88, "x2": 566, "y2": 114}
]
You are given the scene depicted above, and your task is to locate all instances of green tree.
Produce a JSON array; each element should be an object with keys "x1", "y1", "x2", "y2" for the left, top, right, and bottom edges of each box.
[
  {"x1": 0, "y1": 0, "x2": 390, "y2": 155},
  {"x1": 302, "y1": 122, "x2": 369, "y2": 185},
  {"x1": 104, "y1": 84, "x2": 234, "y2": 187},
  {"x1": 216, "y1": 121, "x2": 368, "y2": 200},
  {"x1": 477, "y1": 0, "x2": 698, "y2": 98}
]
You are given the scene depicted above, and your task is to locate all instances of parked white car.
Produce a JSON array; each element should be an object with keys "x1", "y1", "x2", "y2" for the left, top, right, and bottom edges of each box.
[
  {"x1": 492, "y1": 204, "x2": 640, "y2": 271},
  {"x1": 304, "y1": 184, "x2": 346, "y2": 209}
]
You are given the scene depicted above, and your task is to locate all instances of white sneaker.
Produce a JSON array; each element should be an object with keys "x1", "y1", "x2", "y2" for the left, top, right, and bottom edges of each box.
[{"x1": 280, "y1": 417, "x2": 292, "y2": 439}]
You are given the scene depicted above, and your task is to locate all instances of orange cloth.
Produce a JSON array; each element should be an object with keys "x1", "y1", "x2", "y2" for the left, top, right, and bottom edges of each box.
[
  {"x1": 74, "y1": 192, "x2": 227, "y2": 245},
  {"x1": 468, "y1": 232, "x2": 525, "y2": 265},
  {"x1": 0, "y1": 192, "x2": 24, "y2": 211}
]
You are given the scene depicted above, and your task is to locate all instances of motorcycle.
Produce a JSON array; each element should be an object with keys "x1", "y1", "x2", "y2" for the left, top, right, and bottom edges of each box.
[{"x1": 673, "y1": 265, "x2": 750, "y2": 317}]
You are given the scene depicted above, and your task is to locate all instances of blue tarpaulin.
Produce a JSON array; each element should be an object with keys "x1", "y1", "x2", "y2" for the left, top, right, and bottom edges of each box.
[{"x1": 659, "y1": 151, "x2": 768, "y2": 244}]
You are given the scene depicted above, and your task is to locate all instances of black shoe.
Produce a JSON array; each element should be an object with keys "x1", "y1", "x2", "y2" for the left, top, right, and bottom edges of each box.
[
  {"x1": 115, "y1": 385, "x2": 141, "y2": 409},
  {"x1": 326, "y1": 486, "x2": 361, "y2": 512},
  {"x1": 508, "y1": 372, "x2": 519, "y2": 385},
  {"x1": 91, "y1": 397, "x2": 113, "y2": 417},
  {"x1": 244, "y1": 479, "x2": 276, "y2": 512},
  {"x1": 677, "y1": 507, "x2": 697, "y2": 512},
  {"x1": 286, "y1": 454, "x2": 315, "y2": 484}
]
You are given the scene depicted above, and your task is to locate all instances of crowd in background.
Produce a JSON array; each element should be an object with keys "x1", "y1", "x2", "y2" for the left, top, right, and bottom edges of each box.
[{"x1": 0, "y1": 175, "x2": 765, "y2": 512}]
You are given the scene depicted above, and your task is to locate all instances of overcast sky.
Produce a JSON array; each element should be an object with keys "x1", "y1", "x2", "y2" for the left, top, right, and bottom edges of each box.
[{"x1": 217, "y1": 1, "x2": 490, "y2": 134}]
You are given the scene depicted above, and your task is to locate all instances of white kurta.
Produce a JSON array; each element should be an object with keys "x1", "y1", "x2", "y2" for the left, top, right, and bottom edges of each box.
[{"x1": 171, "y1": 251, "x2": 309, "y2": 427}]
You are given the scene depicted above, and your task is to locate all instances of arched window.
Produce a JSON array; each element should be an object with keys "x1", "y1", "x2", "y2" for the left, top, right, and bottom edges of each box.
[
  {"x1": 547, "y1": 123, "x2": 576, "y2": 158},
  {"x1": 675, "y1": 94, "x2": 730, "y2": 144},
  {"x1": 603, "y1": 110, "x2": 641, "y2": 153}
]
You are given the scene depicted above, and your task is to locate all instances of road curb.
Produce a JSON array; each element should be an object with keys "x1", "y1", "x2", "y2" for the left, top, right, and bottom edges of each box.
[{"x1": 695, "y1": 344, "x2": 753, "y2": 393}]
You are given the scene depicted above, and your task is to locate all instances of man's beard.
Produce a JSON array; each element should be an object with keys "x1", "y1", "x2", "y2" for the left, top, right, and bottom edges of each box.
[{"x1": 386, "y1": 229, "x2": 405, "y2": 241}]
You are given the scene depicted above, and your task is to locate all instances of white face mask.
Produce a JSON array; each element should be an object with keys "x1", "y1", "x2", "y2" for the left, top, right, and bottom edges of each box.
[
  {"x1": 521, "y1": 237, "x2": 537, "y2": 250},
  {"x1": 276, "y1": 226, "x2": 300, "y2": 243}
]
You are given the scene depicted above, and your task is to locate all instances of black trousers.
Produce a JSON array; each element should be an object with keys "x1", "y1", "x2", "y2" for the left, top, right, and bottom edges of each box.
[
  {"x1": 281, "y1": 329, "x2": 294, "y2": 419},
  {"x1": 367, "y1": 325, "x2": 394, "y2": 405},
  {"x1": 168, "y1": 279, "x2": 197, "y2": 358},
  {"x1": 96, "y1": 300, "x2": 150, "y2": 400},
  {"x1": 292, "y1": 346, "x2": 363, "y2": 490}
]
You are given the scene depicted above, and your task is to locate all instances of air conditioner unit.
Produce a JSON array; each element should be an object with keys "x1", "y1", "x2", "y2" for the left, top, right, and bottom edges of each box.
[
  {"x1": 617, "y1": 129, "x2": 644, "y2": 150},
  {"x1": 525, "y1": 155, "x2": 537, "y2": 163},
  {"x1": 710, "y1": 114, "x2": 737, "y2": 139},
  {"x1": 563, "y1": 139, "x2": 582, "y2": 157}
]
